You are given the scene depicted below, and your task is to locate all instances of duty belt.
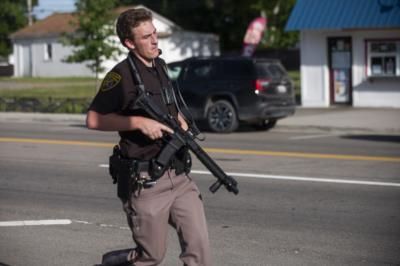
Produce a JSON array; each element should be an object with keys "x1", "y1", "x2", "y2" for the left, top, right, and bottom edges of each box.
[{"x1": 109, "y1": 145, "x2": 191, "y2": 188}]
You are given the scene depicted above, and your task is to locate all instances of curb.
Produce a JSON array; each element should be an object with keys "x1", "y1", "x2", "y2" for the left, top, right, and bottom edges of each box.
[
  {"x1": 276, "y1": 125, "x2": 400, "y2": 135},
  {"x1": 1, "y1": 111, "x2": 399, "y2": 134}
]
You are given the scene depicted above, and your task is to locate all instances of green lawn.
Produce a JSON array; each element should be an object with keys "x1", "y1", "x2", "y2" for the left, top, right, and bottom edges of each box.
[
  {"x1": 0, "y1": 77, "x2": 99, "y2": 112},
  {"x1": 0, "y1": 77, "x2": 96, "y2": 83},
  {"x1": 288, "y1": 71, "x2": 300, "y2": 92},
  {"x1": 0, "y1": 86, "x2": 96, "y2": 98},
  {"x1": 0, "y1": 77, "x2": 99, "y2": 99}
]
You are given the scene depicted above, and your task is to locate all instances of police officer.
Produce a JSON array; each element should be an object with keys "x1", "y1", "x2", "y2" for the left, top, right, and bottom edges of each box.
[{"x1": 86, "y1": 8, "x2": 211, "y2": 266}]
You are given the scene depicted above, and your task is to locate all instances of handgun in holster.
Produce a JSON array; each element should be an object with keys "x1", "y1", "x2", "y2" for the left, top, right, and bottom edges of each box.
[
  {"x1": 109, "y1": 145, "x2": 136, "y2": 200},
  {"x1": 172, "y1": 147, "x2": 192, "y2": 176}
]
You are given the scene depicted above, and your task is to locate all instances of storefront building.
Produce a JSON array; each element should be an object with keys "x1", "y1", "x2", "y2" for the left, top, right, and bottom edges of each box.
[{"x1": 286, "y1": 0, "x2": 400, "y2": 108}]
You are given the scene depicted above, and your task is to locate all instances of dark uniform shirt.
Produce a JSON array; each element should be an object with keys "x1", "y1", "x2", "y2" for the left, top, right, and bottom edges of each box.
[{"x1": 89, "y1": 52, "x2": 178, "y2": 160}]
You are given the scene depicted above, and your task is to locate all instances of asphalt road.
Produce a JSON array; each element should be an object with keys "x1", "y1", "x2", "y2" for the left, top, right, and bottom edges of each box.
[{"x1": 0, "y1": 119, "x2": 399, "y2": 266}]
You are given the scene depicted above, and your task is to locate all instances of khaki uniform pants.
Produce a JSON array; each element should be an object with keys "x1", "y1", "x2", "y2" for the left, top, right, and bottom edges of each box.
[{"x1": 122, "y1": 169, "x2": 211, "y2": 266}]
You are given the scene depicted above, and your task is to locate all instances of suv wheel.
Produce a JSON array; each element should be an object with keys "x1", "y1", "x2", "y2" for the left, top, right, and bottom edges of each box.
[
  {"x1": 254, "y1": 119, "x2": 277, "y2": 130},
  {"x1": 207, "y1": 100, "x2": 238, "y2": 133}
]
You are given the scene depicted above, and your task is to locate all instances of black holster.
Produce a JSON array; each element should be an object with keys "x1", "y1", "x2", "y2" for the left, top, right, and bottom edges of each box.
[
  {"x1": 109, "y1": 146, "x2": 136, "y2": 200},
  {"x1": 173, "y1": 147, "x2": 192, "y2": 176}
]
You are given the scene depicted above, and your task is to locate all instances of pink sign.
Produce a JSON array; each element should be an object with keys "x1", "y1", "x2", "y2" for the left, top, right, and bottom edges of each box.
[{"x1": 242, "y1": 17, "x2": 267, "y2": 57}]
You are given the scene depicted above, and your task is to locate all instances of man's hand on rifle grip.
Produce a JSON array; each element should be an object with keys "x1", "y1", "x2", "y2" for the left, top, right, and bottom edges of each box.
[
  {"x1": 133, "y1": 116, "x2": 173, "y2": 140},
  {"x1": 178, "y1": 113, "x2": 189, "y2": 131}
]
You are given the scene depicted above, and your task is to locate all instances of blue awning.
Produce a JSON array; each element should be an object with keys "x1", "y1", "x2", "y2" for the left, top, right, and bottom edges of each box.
[{"x1": 285, "y1": 0, "x2": 400, "y2": 31}]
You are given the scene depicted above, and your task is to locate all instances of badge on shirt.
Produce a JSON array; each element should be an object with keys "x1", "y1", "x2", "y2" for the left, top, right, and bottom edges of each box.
[{"x1": 100, "y1": 72, "x2": 121, "y2": 92}]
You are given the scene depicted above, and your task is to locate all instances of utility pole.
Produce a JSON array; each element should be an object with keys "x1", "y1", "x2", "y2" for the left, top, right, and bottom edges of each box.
[{"x1": 27, "y1": 0, "x2": 33, "y2": 25}]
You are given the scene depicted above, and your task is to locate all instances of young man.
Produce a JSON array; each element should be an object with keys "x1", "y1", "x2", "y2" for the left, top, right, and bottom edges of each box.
[{"x1": 87, "y1": 8, "x2": 211, "y2": 266}]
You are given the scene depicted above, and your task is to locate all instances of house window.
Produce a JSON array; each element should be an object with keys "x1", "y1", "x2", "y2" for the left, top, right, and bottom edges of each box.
[
  {"x1": 366, "y1": 40, "x2": 399, "y2": 77},
  {"x1": 44, "y1": 43, "x2": 53, "y2": 61}
]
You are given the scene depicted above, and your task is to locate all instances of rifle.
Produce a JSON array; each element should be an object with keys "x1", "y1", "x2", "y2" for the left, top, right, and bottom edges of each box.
[{"x1": 134, "y1": 91, "x2": 239, "y2": 195}]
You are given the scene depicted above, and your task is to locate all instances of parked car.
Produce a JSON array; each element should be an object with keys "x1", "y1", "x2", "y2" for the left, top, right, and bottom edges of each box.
[{"x1": 167, "y1": 56, "x2": 296, "y2": 133}]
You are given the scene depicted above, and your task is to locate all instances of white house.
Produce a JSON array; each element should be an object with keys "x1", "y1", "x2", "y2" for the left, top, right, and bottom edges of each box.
[
  {"x1": 286, "y1": 0, "x2": 400, "y2": 108},
  {"x1": 10, "y1": 5, "x2": 220, "y2": 78}
]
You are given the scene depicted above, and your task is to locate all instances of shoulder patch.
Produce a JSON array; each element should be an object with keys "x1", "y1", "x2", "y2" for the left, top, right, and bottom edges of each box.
[{"x1": 100, "y1": 72, "x2": 122, "y2": 92}]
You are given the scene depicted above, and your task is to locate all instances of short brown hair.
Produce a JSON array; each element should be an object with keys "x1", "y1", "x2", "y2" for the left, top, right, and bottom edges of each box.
[{"x1": 116, "y1": 8, "x2": 153, "y2": 47}]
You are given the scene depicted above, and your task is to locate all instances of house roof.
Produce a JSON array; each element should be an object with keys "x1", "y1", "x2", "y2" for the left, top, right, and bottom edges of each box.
[
  {"x1": 11, "y1": 13, "x2": 78, "y2": 39},
  {"x1": 10, "y1": 5, "x2": 178, "y2": 40},
  {"x1": 285, "y1": 0, "x2": 400, "y2": 31}
]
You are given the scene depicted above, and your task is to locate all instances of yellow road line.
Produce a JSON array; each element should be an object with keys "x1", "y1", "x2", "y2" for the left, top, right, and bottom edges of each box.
[{"x1": 1, "y1": 137, "x2": 399, "y2": 163}]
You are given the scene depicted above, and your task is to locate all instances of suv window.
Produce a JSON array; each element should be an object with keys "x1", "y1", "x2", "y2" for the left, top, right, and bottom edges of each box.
[
  {"x1": 268, "y1": 64, "x2": 286, "y2": 79},
  {"x1": 256, "y1": 62, "x2": 287, "y2": 79},
  {"x1": 168, "y1": 64, "x2": 184, "y2": 81},
  {"x1": 218, "y1": 60, "x2": 254, "y2": 79},
  {"x1": 185, "y1": 61, "x2": 215, "y2": 81}
]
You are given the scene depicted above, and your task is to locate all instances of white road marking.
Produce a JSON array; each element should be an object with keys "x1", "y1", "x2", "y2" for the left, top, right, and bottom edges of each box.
[
  {"x1": 192, "y1": 170, "x2": 400, "y2": 188},
  {"x1": 71, "y1": 220, "x2": 129, "y2": 230},
  {"x1": 98, "y1": 164, "x2": 400, "y2": 188},
  {"x1": 73, "y1": 220, "x2": 92, "y2": 225},
  {"x1": 0, "y1": 219, "x2": 130, "y2": 230},
  {"x1": 0, "y1": 219, "x2": 72, "y2": 227}
]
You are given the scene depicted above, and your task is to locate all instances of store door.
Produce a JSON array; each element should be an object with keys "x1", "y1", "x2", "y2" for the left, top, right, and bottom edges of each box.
[{"x1": 328, "y1": 37, "x2": 352, "y2": 105}]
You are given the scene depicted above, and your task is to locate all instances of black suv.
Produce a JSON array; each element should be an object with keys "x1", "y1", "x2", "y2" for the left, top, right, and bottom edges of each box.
[{"x1": 168, "y1": 56, "x2": 296, "y2": 133}]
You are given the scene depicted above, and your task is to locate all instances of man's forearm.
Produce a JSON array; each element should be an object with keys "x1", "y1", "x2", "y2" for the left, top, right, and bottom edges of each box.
[
  {"x1": 86, "y1": 110, "x2": 138, "y2": 131},
  {"x1": 86, "y1": 110, "x2": 173, "y2": 140}
]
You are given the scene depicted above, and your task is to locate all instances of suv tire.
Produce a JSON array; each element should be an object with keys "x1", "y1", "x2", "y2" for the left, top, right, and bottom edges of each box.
[
  {"x1": 253, "y1": 119, "x2": 277, "y2": 130},
  {"x1": 207, "y1": 100, "x2": 238, "y2": 133}
]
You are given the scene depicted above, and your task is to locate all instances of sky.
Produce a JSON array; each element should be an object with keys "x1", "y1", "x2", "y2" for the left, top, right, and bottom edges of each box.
[{"x1": 33, "y1": 0, "x2": 77, "y2": 19}]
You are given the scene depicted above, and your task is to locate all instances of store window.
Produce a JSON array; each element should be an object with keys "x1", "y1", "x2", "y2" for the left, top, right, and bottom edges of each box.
[
  {"x1": 44, "y1": 43, "x2": 53, "y2": 61},
  {"x1": 366, "y1": 40, "x2": 399, "y2": 77}
]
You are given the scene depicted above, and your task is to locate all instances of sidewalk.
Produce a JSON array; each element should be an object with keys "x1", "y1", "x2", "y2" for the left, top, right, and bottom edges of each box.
[
  {"x1": 0, "y1": 107, "x2": 399, "y2": 134},
  {"x1": 0, "y1": 112, "x2": 86, "y2": 125},
  {"x1": 278, "y1": 107, "x2": 400, "y2": 134}
]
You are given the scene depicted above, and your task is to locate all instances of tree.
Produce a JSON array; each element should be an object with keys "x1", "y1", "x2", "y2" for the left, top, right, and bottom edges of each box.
[
  {"x1": 0, "y1": 0, "x2": 37, "y2": 60},
  {"x1": 258, "y1": 0, "x2": 298, "y2": 49},
  {"x1": 63, "y1": 0, "x2": 121, "y2": 83}
]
